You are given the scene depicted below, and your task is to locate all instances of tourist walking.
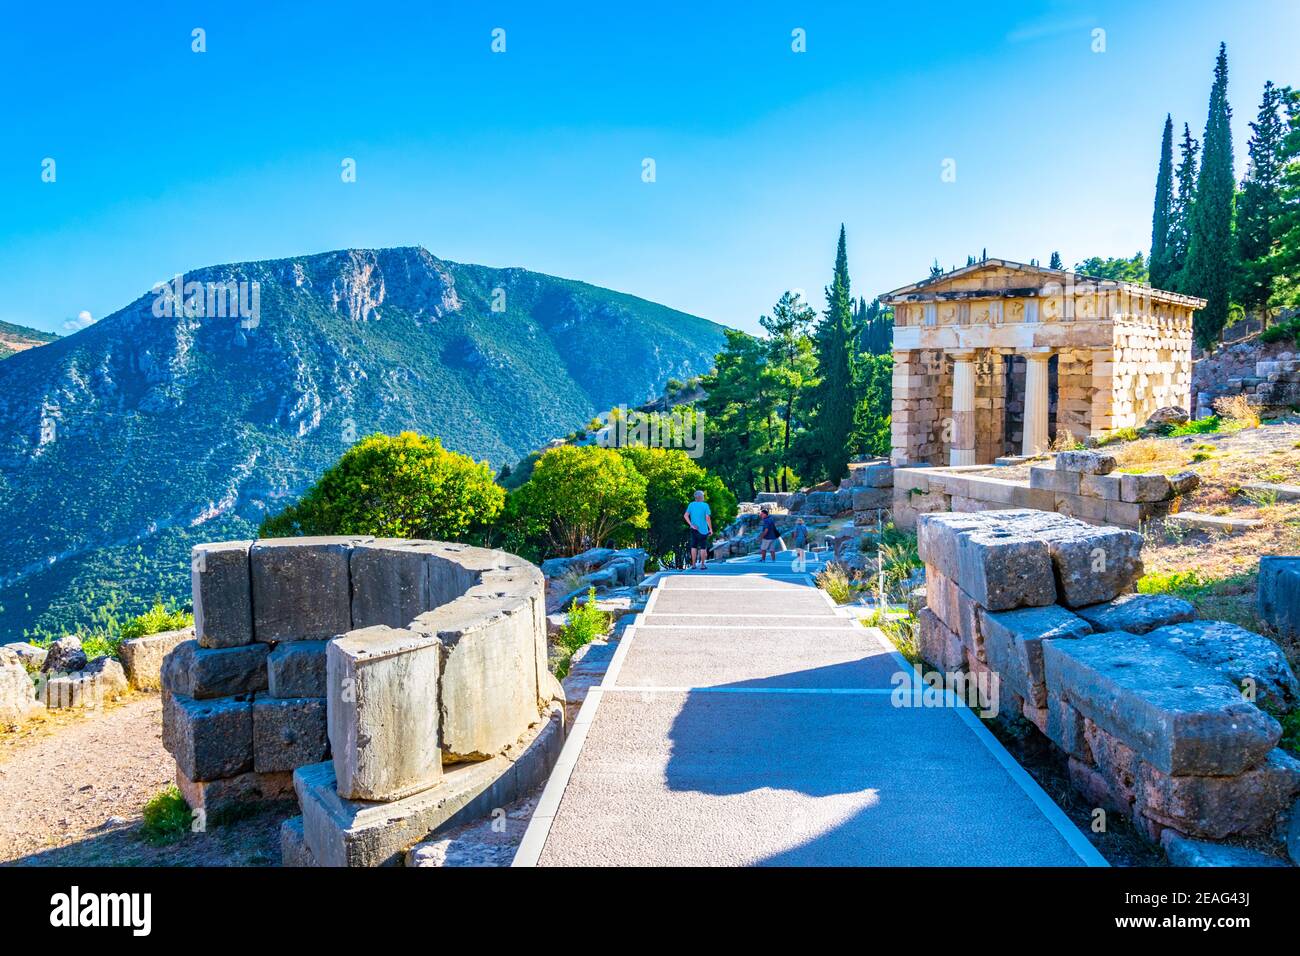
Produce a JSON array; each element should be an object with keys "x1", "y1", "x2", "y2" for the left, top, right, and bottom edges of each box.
[
  {"x1": 791, "y1": 517, "x2": 808, "y2": 571},
  {"x1": 683, "y1": 490, "x2": 713, "y2": 570},
  {"x1": 758, "y1": 507, "x2": 781, "y2": 562}
]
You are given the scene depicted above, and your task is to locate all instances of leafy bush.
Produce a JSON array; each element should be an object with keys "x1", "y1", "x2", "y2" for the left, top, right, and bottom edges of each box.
[
  {"x1": 1137, "y1": 570, "x2": 1206, "y2": 596},
  {"x1": 1259, "y1": 317, "x2": 1300, "y2": 345},
  {"x1": 1168, "y1": 415, "x2": 1221, "y2": 436},
  {"x1": 140, "y1": 786, "x2": 193, "y2": 846},
  {"x1": 1095, "y1": 427, "x2": 1140, "y2": 446},
  {"x1": 508, "y1": 445, "x2": 648, "y2": 556},
  {"x1": 260, "y1": 432, "x2": 504, "y2": 542},
  {"x1": 616, "y1": 446, "x2": 736, "y2": 559},
  {"x1": 864, "y1": 609, "x2": 919, "y2": 664},
  {"x1": 121, "y1": 600, "x2": 193, "y2": 641},
  {"x1": 553, "y1": 588, "x2": 611, "y2": 680}
]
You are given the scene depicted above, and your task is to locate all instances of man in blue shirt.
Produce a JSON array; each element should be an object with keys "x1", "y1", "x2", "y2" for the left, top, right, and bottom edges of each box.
[{"x1": 682, "y1": 490, "x2": 713, "y2": 570}]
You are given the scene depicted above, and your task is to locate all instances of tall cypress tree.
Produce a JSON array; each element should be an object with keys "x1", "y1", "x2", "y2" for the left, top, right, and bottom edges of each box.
[
  {"x1": 1182, "y1": 43, "x2": 1237, "y2": 349},
  {"x1": 1149, "y1": 115, "x2": 1176, "y2": 288},
  {"x1": 810, "y1": 225, "x2": 857, "y2": 482},
  {"x1": 1049, "y1": 251, "x2": 1063, "y2": 270},
  {"x1": 1268, "y1": 88, "x2": 1300, "y2": 309},
  {"x1": 1236, "y1": 80, "x2": 1288, "y2": 323},
  {"x1": 1170, "y1": 123, "x2": 1201, "y2": 284}
]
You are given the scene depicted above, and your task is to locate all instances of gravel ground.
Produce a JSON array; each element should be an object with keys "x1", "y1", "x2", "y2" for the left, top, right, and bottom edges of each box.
[{"x1": 0, "y1": 692, "x2": 284, "y2": 866}]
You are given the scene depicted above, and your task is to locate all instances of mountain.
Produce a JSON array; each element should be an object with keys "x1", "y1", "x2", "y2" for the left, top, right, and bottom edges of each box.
[
  {"x1": 0, "y1": 320, "x2": 59, "y2": 359},
  {"x1": 0, "y1": 247, "x2": 728, "y2": 640}
]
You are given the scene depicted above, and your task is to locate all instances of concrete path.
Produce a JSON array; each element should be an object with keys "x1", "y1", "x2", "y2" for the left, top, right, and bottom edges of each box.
[{"x1": 515, "y1": 551, "x2": 1106, "y2": 867}]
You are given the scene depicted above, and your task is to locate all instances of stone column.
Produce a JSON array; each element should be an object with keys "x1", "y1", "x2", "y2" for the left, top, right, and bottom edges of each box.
[
  {"x1": 1022, "y1": 348, "x2": 1052, "y2": 456},
  {"x1": 950, "y1": 349, "x2": 976, "y2": 466}
]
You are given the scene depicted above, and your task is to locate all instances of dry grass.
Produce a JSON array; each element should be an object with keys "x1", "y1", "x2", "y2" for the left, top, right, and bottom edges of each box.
[
  {"x1": 1111, "y1": 437, "x2": 1188, "y2": 473},
  {"x1": 1213, "y1": 393, "x2": 1262, "y2": 430}
]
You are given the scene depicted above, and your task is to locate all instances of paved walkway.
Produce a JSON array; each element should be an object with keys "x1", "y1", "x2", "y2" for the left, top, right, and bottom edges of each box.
[{"x1": 515, "y1": 552, "x2": 1106, "y2": 867}]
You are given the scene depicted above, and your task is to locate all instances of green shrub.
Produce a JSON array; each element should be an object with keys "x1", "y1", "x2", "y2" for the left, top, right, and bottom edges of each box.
[
  {"x1": 1095, "y1": 426, "x2": 1140, "y2": 446},
  {"x1": 1259, "y1": 317, "x2": 1300, "y2": 345},
  {"x1": 816, "y1": 563, "x2": 854, "y2": 604},
  {"x1": 1168, "y1": 415, "x2": 1221, "y2": 436},
  {"x1": 508, "y1": 445, "x2": 648, "y2": 556},
  {"x1": 121, "y1": 600, "x2": 193, "y2": 641},
  {"x1": 616, "y1": 446, "x2": 736, "y2": 560},
  {"x1": 553, "y1": 588, "x2": 611, "y2": 680},
  {"x1": 1137, "y1": 570, "x2": 1206, "y2": 596},
  {"x1": 863, "y1": 610, "x2": 919, "y2": 664},
  {"x1": 260, "y1": 432, "x2": 504, "y2": 542},
  {"x1": 140, "y1": 786, "x2": 193, "y2": 846}
]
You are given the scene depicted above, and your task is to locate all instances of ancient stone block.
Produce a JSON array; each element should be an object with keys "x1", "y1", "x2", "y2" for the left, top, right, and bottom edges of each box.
[
  {"x1": 163, "y1": 693, "x2": 254, "y2": 781},
  {"x1": 1258, "y1": 556, "x2": 1300, "y2": 642},
  {"x1": 980, "y1": 603, "x2": 1093, "y2": 708},
  {"x1": 267, "y1": 640, "x2": 329, "y2": 698},
  {"x1": 1030, "y1": 520, "x2": 1144, "y2": 608},
  {"x1": 917, "y1": 608, "x2": 965, "y2": 673},
  {"x1": 917, "y1": 511, "x2": 1056, "y2": 611},
  {"x1": 850, "y1": 462, "x2": 894, "y2": 488},
  {"x1": 254, "y1": 696, "x2": 329, "y2": 773},
  {"x1": 192, "y1": 541, "x2": 254, "y2": 648},
  {"x1": 1055, "y1": 450, "x2": 1117, "y2": 475},
  {"x1": 1079, "y1": 473, "x2": 1122, "y2": 500},
  {"x1": 1029, "y1": 466, "x2": 1080, "y2": 495},
  {"x1": 851, "y1": 487, "x2": 891, "y2": 511},
  {"x1": 350, "y1": 542, "x2": 434, "y2": 630},
  {"x1": 1043, "y1": 630, "x2": 1279, "y2": 776},
  {"x1": 281, "y1": 815, "x2": 315, "y2": 867},
  {"x1": 0, "y1": 648, "x2": 42, "y2": 724},
  {"x1": 1148, "y1": 620, "x2": 1299, "y2": 712},
  {"x1": 1137, "y1": 749, "x2": 1300, "y2": 840},
  {"x1": 327, "y1": 626, "x2": 441, "y2": 801},
  {"x1": 1120, "y1": 472, "x2": 1172, "y2": 503},
  {"x1": 251, "y1": 537, "x2": 363, "y2": 642},
  {"x1": 1162, "y1": 833, "x2": 1290, "y2": 867},
  {"x1": 41, "y1": 636, "x2": 86, "y2": 673},
  {"x1": 1075, "y1": 593, "x2": 1194, "y2": 635},
  {"x1": 161, "y1": 639, "x2": 268, "y2": 700},
  {"x1": 176, "y1": 766, "x2": 294, "y2": 817},
  {"x1": 119, "y1": 627, "x2": 193, "y2": 691},
  {"x1": 411, "y1": 591, "x2": 543, "y2": 761}
]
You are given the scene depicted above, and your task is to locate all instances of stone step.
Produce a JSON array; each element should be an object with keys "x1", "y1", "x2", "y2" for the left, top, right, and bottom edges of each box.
[
  {"x1": 1240, "y1": 481, "x2": 1300, "y2": 502},
  {"x1": 1166, "y1": 512, "x2": 1264, "y2": 534}
]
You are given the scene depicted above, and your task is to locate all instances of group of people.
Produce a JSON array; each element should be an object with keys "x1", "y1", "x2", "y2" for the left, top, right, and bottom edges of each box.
[{"x1": 681, "y1": 491, "x2": 809, "y2": 571}]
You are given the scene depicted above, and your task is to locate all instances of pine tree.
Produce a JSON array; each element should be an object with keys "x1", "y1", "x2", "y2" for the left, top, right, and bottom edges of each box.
[
  {"x1": 1267, "y1": 88, "x2": 1300, "y2": 308},
  {"x1": 929, "y1": 259, "x2": 944, "y2": 279},
  {"x1": 1170, "y1": 123, "x2": 1200, "y2": 284},
  {"x1": 1236, "y1": 81, "x2": 1288, "y2": 323},
  {"x1": 1149, "y1": 115, "x2": 1176, "y2": 288},
  {"x1": 1049, "y1": 251, "x2": 1063, "y2": 270},
  {"x1": 1181, "y1": 43, "x2": 1237, "y2": 349},
  {"x1": 809, "y1": 225, "x2": 857, "y2": 482}
]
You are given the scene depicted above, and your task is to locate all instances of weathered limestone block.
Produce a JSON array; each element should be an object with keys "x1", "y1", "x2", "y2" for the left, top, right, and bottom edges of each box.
[
  {"x1": 162, "y1": 639, "x2": 268, "y2": 700},
  {"x1": 40, "y1": 657, "x2": 129, "y2": 709},
  {"x1": 916, "y1": 608, "x2": 965, "y2": 673},
  {"x1": 1075, "y1": 593, "x2": 1195, "y2": 635},
  {"x1": 120, "y1": 627, "x2": 193, "y2": 690},
  {"x1": 1120, "y1": 472, "x2": 1172, "y2": 503},
  {"x1": 280, "y1": 815, "x2": 315, "y2": 867},
  {"x1": 803, "y1": 491, "x2": 841, "y2": 515},
  {"x1": 192, "y1": 541, "x2": 254, "y2": 648},
  {"x1": 1052, "y1": 493, "x2": 1108, "y2": 524},
  {"x1": 1028, "y1": 519, "x2": 1144, "y2": 608},
  {"x1": 350, "y1": 542, "x2": 434, "y2": 630},
  {"x1": 252, "y1": 537, "x2": 366, "y2": 642},
  {"x1": 327, "y1": 626, "x2": 441, "y2": 801},
  {"x1": 1162, "y1": 833, "x2": 1290, "y2": 867},
  {"x1": 41, "y1": 636, "x2": 87, "y2": 673},
  {"x1": 0, "y1": 648, "x2": 42, "y2": 724},
  {"x1": 1137, "y1": 749, "x2": 1300, "y2": 840},
  {"x1": 1081, "y1": 718, "x2": 1140, "y2": 812},
  {"x1": 848, "y1": 462, "x2": 894, "y2": 488},
  {"x1": 163, "y1": 693, "x2": 254, "y2": 781},
  {"x1": 1079, "y1": 473, "x2": 1122, "y2": 500},
  {"x1": 1168, "y1": 471, "x2": 1201, "y2": 496},
  {"x1": 2, "y1": 642, "x2": 46, "y2": 670},
  {"x1": 917, "y1": 512, "x2": 1056, "y2": 611},
  {"x1": 254, "y1": 696, "x2": 330, "y2": 773},
  {"x1": 1258, "y1": 556, "x2": 1300, "y2": 642},
  {"x1": 925, "y1": 567, "x2": 984, "y2": 661},
  {"x1": 1055, "y1": 450, "x2": 1117, "y2": 475},
  {"x1": 1043, "y1": 630, "x2": 1279, "y2": 775},
  {"x1": 1148, "y1": 620, "x2": 1299, "y2": 712},
  {"x1": 411, "y1": 590, "x2": 542, "y2": 761},
  {"x1": 1029, "y1": 466, "x2": 1080, "y2": 495},
  {"x1": 980, "y1": 603, "x2": 1093, "y2": 708},
  {"x1": 267, "y1": 640, "x2": 329, "y2": 698},
  {"x1": 851, "y1": 487, "x2": 891, "y2": 511},
  {"x1": 176, "y1": 766, "x2": 294, "y2": 816}
]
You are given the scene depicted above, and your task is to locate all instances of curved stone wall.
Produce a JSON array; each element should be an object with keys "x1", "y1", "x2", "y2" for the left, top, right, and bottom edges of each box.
[{"x1": 162, "y1": 536, "x2": 559, "y2": 862}]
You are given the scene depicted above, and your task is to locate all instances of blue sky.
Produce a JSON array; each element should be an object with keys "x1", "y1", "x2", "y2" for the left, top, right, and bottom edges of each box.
[{"x1": 1, "y1": 1, "x2": 1296, "y2": 336}]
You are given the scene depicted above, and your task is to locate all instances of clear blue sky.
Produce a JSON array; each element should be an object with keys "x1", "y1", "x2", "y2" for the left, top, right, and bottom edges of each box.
[{"x1": 2, "y1": 1, "x2": 1296, "y2": 336}]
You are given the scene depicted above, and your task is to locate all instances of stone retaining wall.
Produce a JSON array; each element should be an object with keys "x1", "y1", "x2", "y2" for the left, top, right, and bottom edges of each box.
[
  {"x1": 894, "y1": 450, "x2": 1196, "y2": 531},
  {"x1": 160, "y1": 536, "x2": 561, "y2": 865},
  {"x1": 915, "y1": 510, "x2": 1300, "y2": 857}
]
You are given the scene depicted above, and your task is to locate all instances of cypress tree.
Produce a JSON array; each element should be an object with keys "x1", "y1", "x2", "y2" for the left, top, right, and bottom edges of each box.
[
  {"x1": 810, "y1": 225, "x2": 857, "y2": 481},
  {"x1": 1268, "y1": 89, "x2": 1300, "y2": 309},
  {"x1": 1170, "y1": 123, "x2": 1200, "y2": 283},
  {"x1": 1236, "y1": 80, "x2": 1288, "y2": 323},
  {"x1": 1149, "y1": 115, "x2": 1176, "y2": 288},
  {"x1": 1049, "y1": 251, "x2": 1063, "y2": 270},
  {"x1": 1182, "y1": 43, "x2": 1237, "y2": 349}
]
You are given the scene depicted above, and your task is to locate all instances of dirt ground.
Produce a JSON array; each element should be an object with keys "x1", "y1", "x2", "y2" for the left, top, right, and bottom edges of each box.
[{"x1": 0, "y1": 692, "x2": 284, "y2": 866}]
